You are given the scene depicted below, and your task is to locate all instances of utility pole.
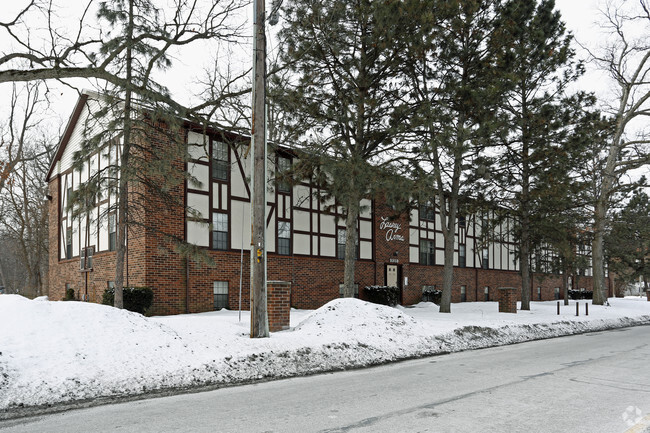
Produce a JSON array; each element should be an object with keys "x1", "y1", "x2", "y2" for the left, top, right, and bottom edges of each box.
[{"x1": 250, "y1": 0, "x2": 269, "y2": 338}]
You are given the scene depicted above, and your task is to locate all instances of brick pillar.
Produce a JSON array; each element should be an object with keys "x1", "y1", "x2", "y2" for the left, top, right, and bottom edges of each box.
[
  {"x1": 267, "y1": 281, "x2": 291, "y2": 332},
  {"x1": 498, "y1": 287, "x2": 518, "y2": 313},
  {"x1": 646, "y1": 290, "x2": 650, "y2": 301}
]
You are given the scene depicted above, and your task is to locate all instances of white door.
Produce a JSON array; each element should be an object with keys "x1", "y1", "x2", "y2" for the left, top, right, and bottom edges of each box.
[{"x1": 386, "y1": 265, "x2": 398, "y2": 287}]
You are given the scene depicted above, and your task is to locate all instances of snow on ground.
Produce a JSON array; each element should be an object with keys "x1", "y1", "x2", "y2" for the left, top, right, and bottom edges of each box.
[{"x1": 0, "y1": 294, "x2": 648, "y2": 413}]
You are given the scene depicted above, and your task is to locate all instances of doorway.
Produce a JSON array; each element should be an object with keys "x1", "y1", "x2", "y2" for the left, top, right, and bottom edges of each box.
[
  {"x1": 385, "y1": 264, "x2": 401, "y2": 288},
  {"x1": 385, "y1": 264, "x2": 403, "y2": 304}
]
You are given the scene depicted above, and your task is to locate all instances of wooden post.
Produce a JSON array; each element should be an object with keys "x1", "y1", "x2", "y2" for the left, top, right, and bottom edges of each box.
[
  {"x1": 250, "y1": 0, "x2": 269, "y2": 338},
  {"x1": 557, "y1": 301, "x2": 560, "y2": 315},
  {"x1": 585, "y1": 302, "x2": 588, "y2": 316},
  {"x1": 576, "y1": 302, "x2": 579, "y2": 317}
]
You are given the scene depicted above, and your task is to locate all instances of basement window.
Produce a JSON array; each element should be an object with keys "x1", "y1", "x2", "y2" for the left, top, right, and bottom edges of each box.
[{"x1": 213, "y1": 281, "x2": 228, "y2": 310}]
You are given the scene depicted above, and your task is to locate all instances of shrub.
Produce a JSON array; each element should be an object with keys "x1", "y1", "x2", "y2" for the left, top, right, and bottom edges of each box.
[
  {"x1": 64, "y1": 288, "x2": 76, "y2": 301},
  {"x1": 364, "y1": 285, "x2": 400, "y2": 307},
  {"x1": 102, "y1": 286, "x2": 154, "y2": 315},
  {"x1": 422, "y1": 288, "x2": 442, "y2": 305},
  {"x1": 568, "y1": 288, "x2": 593, "y2": 300}
]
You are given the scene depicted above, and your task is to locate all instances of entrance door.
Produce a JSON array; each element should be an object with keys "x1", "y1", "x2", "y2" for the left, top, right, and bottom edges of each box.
[
  {"x1": 385, "y1": 264, "x2": 403, "y2": 304},
  {"x1": 386, "y1": 264, "x2": 399, "y2": 287}
]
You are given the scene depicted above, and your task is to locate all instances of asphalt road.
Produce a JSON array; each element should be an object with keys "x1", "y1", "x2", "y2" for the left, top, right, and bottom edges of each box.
[{"x1": 2, "y1": 326, "x2": 649, "y2": 433}]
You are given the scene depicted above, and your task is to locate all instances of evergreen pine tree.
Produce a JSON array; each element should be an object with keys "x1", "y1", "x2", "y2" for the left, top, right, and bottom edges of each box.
[
  {"x1": 406, "y1": 0, "x2": 506, "y2": 313},
  {"x1": 69, "y1": 0, "x2": 217, "y2": 308},
  {"x1": 276, "y1": 0, "x2": 417, "y2": 297},
  {"x1": 606, "y1": 190, "x2": 650, "y2": 293},
  {"x1": 477, "y1": 0, "x2": 584, "y2": 310}
]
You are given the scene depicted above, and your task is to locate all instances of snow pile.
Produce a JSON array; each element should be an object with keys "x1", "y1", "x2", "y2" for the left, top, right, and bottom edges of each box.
[
  {"x1": 0, "y1": 294, "x2": 648, "y2": 413},
  {"x1": 0, "y1": 295, "x2": 200, "y2": 409}
]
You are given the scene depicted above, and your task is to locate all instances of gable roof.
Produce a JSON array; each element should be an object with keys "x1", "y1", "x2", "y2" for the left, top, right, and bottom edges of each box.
[{"x1": 45, "y1": 92, "x2": 90, "y2": 182}]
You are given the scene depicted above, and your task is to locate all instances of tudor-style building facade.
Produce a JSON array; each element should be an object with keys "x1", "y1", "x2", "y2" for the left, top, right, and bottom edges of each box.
[{"x1": 47, "y1": 92, "x2": 613, "y2": 315}]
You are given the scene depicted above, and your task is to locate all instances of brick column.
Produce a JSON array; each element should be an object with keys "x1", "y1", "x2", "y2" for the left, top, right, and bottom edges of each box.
[
  {"x1": 498, "y1": 287, "x2": 518, "y2": 313},
  {"x1": 267, "y1": 281, "x2": 291, "y2": 332},
  {"x1": 646, "y1": 290, "x2": 649, "y2": 302}
]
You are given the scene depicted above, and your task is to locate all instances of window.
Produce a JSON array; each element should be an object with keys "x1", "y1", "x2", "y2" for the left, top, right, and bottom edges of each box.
[
  {"x1": 337, "y1": 228, "x2": 358, "y2": 260},
  {"x1": 212, "y1": 213, "x2": 228, "y2": 250},
  {"x1": 278, "y1": 221, "x2": 291, "y2": 255},
  {"x1": 212, "y1": 140, "x2": 229, "y2": 181},
  {"x1": 460, "y1": 285, "x2": 467, "y2": 302},
  {"x1": 108, "y1": 213, "x2": 116, "y2": 252},
  {"x1": 484, "y1": 286, "x2": 489, "y2": 302},
  {"x1": 419, "y1": 239, "x2": 435, "y2": 265},
  {"x1": 80, "y1": 246, "x2": 94, "y2": 270},
  {"x1": 213, "y1": 281, "x2": 228, "y2": 310},
  {"x1": 554, "y1": 287, "x2": 560, "y2": 300},
  {"x1": 482, "y1": 247, "x2": 489, "y2": 270},
  {"x1": 277, "y1": 155, "x2": 291, "y2": 193},
  {"x1": 419, "y1": 202, "x2": 435, "y2": 221},
  {"x1": 66, "y1": 227, "x2": 72, "y2": 259},
  {"x1": 107, "y1": 281, "x2": 115, "y2": 290},
  {"x1": 338, "y1": 283, "x2": 359, "y2": 298},
  {"x1": 459, "y1": 244, "x2": 466, "y2": 268},
  {"x1": 458, "y1": 215, "x2": 466, "y2": 228},
  {"x1": 537, "y1": 286, "x2": 542, "y2": 301}
]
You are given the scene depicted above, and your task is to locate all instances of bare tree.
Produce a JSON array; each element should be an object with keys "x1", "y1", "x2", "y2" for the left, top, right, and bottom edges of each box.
[
  {"x1": 0, "y1": 81, "x2": 50, "y2": 195},
  {"x1": 0, "y1": 0, "x2": 247, "y2": 126},
  {"x1": 0, "y1": 81, "x2": 54, "y2": 297},
  {"x1": 587, "y1": 0, "x2": 650, "y2": 305},
  {"x1": 60, "y1": 0, "x2": 248, "y2": 309}
]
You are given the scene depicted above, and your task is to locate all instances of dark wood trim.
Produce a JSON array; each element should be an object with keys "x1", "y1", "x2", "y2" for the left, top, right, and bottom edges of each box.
[
  {"x1": 186, "y1": 188, "x2": 210, "y2": 196},
  {"x1": 232, "y1": 144, "x2": 251, "y2": 200},
  {"x1": 46, "y1": 93, "x2": 90, "y2": 182}
]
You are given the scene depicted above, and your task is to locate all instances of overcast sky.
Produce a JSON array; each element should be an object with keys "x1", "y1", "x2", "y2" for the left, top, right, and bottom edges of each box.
[{"x1": 0, "y1": 0, "x2": 629, "y2": 133}]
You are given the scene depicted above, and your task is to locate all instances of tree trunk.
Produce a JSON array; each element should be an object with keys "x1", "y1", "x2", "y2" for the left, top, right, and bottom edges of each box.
[
  {"x1": 114, "y1": 0, "x2": 135, "y2": 310},
  {"x1": 591, "y1": 200, "x2": 607, "y2": 305},
  {"x1": 439, "y1": 175, "x2": 460, "y2": 314},
  {"x1": 343, "y1": 190, "x2": 360, "y2": 298},
  {"x1": 439, "y1": 222, "x2": 455, "y2": 313}
]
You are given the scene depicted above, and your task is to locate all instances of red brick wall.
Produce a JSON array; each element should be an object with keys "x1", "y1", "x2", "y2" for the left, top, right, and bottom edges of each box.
[
  {"x1": 48, "y1": 123, "x2": 615, "y2": 316},
  {"x1": 47, "y1": 176, "x2": 148, "y2": 303},
  {"x1": 373, "y1": 201, "x2": 411, "y2": 303},
  {"x1": 267, "y1": 281, "x2": 291, "y2": 332},
  {"x1": 498, "y1": 287, "x2": 518, "y2": 313}
]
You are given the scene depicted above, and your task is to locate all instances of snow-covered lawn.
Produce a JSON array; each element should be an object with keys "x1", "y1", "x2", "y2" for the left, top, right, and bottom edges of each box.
[{"x1": 1, "y1": 294, "x2": 648, "y2": 412}]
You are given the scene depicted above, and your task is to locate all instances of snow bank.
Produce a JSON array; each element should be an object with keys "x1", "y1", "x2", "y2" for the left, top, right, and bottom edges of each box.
[{"x1": 0, "y1": 294, "x2": 648, "y2": 413}]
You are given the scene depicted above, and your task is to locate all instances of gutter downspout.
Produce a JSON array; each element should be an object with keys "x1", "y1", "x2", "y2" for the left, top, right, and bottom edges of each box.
[{"x1": 185, "y1": 257, "x2": 190, "y2": 314}]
